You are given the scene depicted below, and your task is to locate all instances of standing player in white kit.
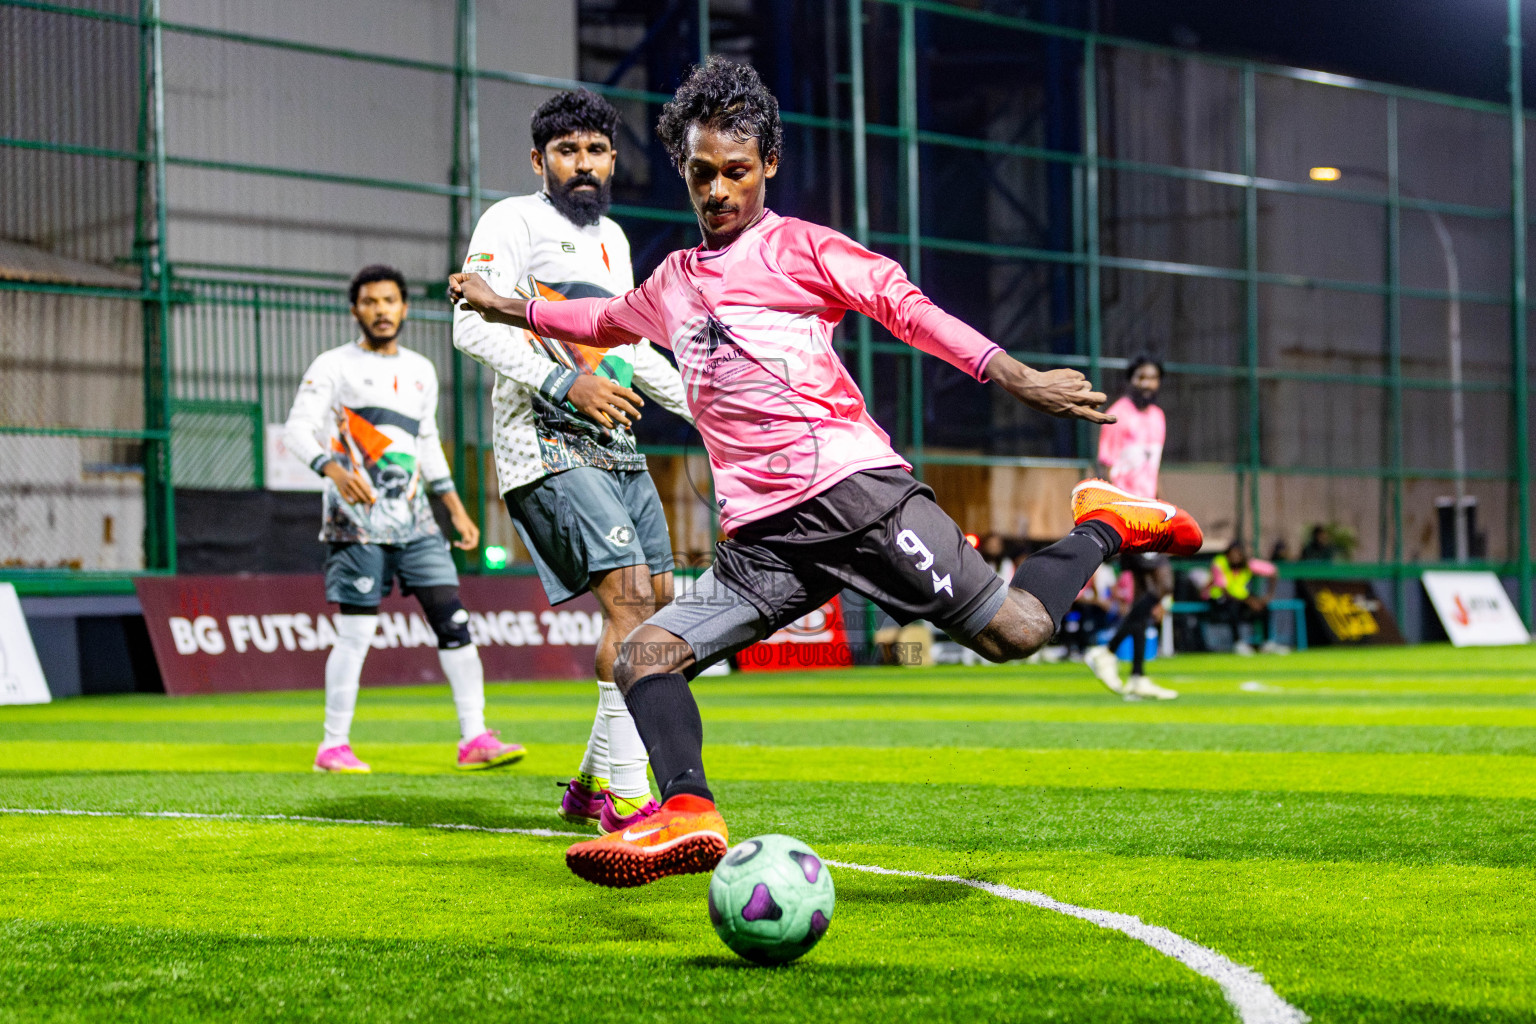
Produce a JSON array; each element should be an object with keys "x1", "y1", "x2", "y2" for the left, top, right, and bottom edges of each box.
[
  {"x1": 453, "y1": 90, "x2": 695, "y2": 832},
  {"x1": 286, "y1": 264, "x2": 526, "y2": 773}
]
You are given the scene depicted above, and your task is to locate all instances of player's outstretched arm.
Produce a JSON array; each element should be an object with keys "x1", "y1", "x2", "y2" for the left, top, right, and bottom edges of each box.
[
  {"x1": 789, "y1": 223, "x2": 1113, "y2": 422},
  {"x1": 985, "y1": 351, "x2": 1116, "y2": 425},
  {"x1": 450, "y1": 272, "x2": 532, "y2": 330}
]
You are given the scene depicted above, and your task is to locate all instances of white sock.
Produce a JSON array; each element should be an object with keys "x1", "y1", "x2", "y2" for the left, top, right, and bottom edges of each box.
[
  {"x1": 439, "y1": 645, "x2": 487, "y2": 741},
  {"x1": 323, "y1": 614, "x2": 376, "y2": 749},
  {"x1": 600, "y1": 681, "x2": 652, "y2": 802},
  {"x1": 579, "y1": 683, "x2": 610, "y2": 784}
]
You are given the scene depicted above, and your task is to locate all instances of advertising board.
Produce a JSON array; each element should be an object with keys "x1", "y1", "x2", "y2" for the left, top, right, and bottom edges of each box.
[
  {"x1": 1421, "y1": 571, "x2": 1531, "y2": 647},
  {"x1": 135, "y1": 574, "x2": 601, "y2": 694}
]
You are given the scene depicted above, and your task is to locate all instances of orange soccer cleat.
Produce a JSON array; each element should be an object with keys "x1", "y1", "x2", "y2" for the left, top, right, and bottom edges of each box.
[
  {"x1": 565, "y1": 793, "x2": 728, "y2": 888},
  {"x1": 1072, "y1": 478, "x2": 1204, "y2": 556}
]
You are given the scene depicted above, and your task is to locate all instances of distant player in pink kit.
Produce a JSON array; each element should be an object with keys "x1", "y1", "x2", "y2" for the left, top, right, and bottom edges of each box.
[
  {"x1": 451, "y1": 58, "x2": 1203, "y2": 888},
  {"x1": 1098, "y1": 356, "x2": 1166, "y2": 501},
  {"x1": 1083, "y1": 355, "x2": 1180, "y2": 701}
]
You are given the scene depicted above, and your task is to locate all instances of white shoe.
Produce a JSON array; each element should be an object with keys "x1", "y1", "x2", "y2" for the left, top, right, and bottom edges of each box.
[
  {"x1": 1123, "y1": 674, "x2": 1178, "y2": 701},
  {"x1": 1084, "y1": 645, "x2": 1123, "y2": 695},
  {"x1": 1233, "y1": 640, "x2": 1255, "y2": 656},
  {"x1": 1259, "y1": 640, "x2": 1290, "y2": 655}
]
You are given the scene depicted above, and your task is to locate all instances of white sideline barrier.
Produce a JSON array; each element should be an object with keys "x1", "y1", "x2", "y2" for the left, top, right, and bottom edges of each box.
[{"x1": 0, "y1": 584, "x2": 51, "y2": 704}]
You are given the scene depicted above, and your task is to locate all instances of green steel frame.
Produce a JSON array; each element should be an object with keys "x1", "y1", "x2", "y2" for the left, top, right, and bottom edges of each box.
[{"x1": 1, "y1": 0, "x2": 1532, "y2": 619}]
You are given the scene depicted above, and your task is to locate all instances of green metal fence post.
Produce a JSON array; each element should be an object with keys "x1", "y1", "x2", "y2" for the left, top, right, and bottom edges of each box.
[
  {"x1": 463, "y1": 0, "x2": 487, "y2": 565},
  {"x1": 1511, "y1": 0, "x2": 1532, "y2": 623},
  {"x1": 900, "y1": 0, "x2": 924, "y2": 477},
  {"x1": 1386, "y1": 96, "x2": 1407, "y2": 613},
  {"x1": 252, "y1": 284, "x2": 265, "y2": 488},
  {"x1": 133, "y1": 0, "x2": 155, "y2": 567},
  {"x1": 466, "y1": 0, "x2": 488, "y2": 550},
  {"x1": 849, "y1": 0, "x2": 876, "y2": 647},
  {"x1": 848, "y1": 0, "x2": 873, "y2": 399},
  {"x1": 1073, "y1": 164, "x2": 1090, "y2": 464},
  {"x1": 698, "y1": 0, "x2": 710, "y2": 61},
  {"x1": 449, "y1": 0, "x2": 469, "y2": 531},
  {"x1": 1242, "y1": 65, "x2": 1261, "y2": 553},
  {"x1": 1083, "y1": 40, "x2": 1102, "y2": 412},
  {"x1": 143, "y1": 0, "x2": 175, "y2": 573}
]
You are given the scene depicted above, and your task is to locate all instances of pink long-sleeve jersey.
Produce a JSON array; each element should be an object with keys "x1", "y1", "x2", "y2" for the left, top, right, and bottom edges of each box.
[
  {"x1": 527, "y1": 211, "x2": 1002, "y2": 534},
  {"x1": 1097, "y1": 394, "x2": 1166, "y2": 499}
]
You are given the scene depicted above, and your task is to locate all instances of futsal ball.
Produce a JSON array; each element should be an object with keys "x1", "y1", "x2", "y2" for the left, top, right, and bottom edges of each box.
[{"x1": 707, "y1": 834, "x2": 834, "y2": 965}]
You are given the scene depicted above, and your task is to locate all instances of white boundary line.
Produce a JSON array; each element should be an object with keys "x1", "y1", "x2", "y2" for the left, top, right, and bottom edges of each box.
[
  {"x1": 1, "y1": 808, "x2": 1307, "y2": 1024},
  {"x1": 827, "y1": 859, "x2": 1308, "y2": 1024},
  {"x1": 0, "y1": 807, "x2": 587, "y2": 839}
]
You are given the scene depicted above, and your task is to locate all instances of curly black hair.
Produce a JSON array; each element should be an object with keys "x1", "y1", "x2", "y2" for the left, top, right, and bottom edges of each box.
[
  {"x1": 656, "y1": 56, "x2": 782, "y2": 171},
  {"x1": 348, "y1": 264, "x2": 408, "y2": 305},
  {"x1": 531, "y1": 89, "x2": 621, "y2": 152},
  {"x1": 1126, "y1": 352, "x2": 1164, "y2": 380}
]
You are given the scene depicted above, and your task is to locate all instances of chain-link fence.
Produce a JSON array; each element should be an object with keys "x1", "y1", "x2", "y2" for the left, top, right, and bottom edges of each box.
[{"x1": 2, "y1": 0, "x2": 1533, "y2": 617}]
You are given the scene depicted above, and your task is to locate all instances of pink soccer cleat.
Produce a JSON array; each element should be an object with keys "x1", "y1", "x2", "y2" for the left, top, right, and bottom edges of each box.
[
  {"x1": 314, "y1": 744, "x2": 370, "y2": 773},
  {"x1": 566, "y1": 794, "x2": 728, "y2": 888},
  {"x1": 456, "y1": 730, "x2": 526, "y2": 771},
  {"x1": 598, "y1": 792, "x2": 661, "y2": 834},
  {"x1": 558, "y1": 778, "x2": 606, "y2": 826}
]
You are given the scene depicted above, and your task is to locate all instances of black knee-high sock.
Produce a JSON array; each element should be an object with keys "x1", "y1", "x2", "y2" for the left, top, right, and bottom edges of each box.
[
  {"x1": 1011, "y1": 521, "x2": 1121, "y2": 631},
  {"x1": 1110, "y1": 592, "x2": 1160, "y2": 675},
  {"x1": 1109, "y1": 592, "x2": 1159, "y2": 650},
  {"x1": 622, "y1": 672, "x2": 713, "y2": 802}
]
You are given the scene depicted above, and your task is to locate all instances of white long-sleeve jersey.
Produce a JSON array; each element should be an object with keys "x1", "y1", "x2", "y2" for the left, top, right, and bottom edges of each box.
[
  {"x1": 451, "y1": 191, "x2": 691, "y2": 494},
  {"x1": 283, "y1": 339, "x2": 456, "y2": 544}
]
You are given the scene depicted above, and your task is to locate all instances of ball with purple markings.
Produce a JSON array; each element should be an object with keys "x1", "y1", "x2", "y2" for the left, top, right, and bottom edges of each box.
[{"x1": 707, "y1": 834, "x2": 834, "y2": 965}]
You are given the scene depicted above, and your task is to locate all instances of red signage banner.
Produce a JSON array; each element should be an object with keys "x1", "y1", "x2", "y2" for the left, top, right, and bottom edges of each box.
[
  {"x1": 135, "y1": 574, "x2": 601, "y2": 695},
  {"x1": 736, "y1": 595, "x2": 853, "y2": 672}
]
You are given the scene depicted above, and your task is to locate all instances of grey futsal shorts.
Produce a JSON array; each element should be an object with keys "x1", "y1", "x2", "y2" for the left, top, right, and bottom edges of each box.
[
  {"x1": 324, "y1": 535, "x2": 460, "y2": 606},
  {"x1": 650, "y1": 468, "x2": 1007, "y2": 676},
  {"x1": 505, "y1": 466, "x2": 675, "y2": 605}
]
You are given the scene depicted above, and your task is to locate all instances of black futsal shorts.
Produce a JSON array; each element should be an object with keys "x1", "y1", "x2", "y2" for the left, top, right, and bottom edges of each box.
[{"x1": 651, "y1": 468, "x2": 1007, "y2": 672}]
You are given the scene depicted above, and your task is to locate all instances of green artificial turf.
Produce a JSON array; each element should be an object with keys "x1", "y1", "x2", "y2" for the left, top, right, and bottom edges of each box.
[{"x1": 1, "y1": 645, "x2": 1532, "y2": 1023}]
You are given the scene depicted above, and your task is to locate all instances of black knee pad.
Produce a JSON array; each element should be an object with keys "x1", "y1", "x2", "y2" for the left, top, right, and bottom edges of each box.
[{"x1": 415, "y1": 586, "x2": 473, "y2": 649}]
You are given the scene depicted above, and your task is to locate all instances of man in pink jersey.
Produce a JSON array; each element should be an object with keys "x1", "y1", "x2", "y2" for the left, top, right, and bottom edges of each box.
[
  {"x1": 450, "y1": 58, "x2": 1203, "y2": 888},
  {"x1": 1084, "y1": 355, "x2": 1180, "y2": 700},
  {"x1": 1098, "y1": 355, "x2": 1166, "y2": 500}
]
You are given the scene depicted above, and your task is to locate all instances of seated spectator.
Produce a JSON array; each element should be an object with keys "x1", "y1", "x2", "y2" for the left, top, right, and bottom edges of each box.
[
  {"x1": 1207, "y1": 542, "x2": 1281, "y2": 655},
  {"x1": 1300, "y1": 524, "x2": 1336, "y2": 562}
]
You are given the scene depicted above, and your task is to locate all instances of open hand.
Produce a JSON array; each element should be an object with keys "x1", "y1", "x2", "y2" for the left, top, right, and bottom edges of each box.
[
  {"x1": 323, "y1": 462, "x2": 376, "y2": 505},
  {"x1": 988, "y1": 353, "x2": 1115, "y2": 424},
  {"x1": 448, "y1": 510, "x2": 480, "y2": 551},
  {"x1": 568, "y1": 374, "x2": 644, "y2": 429}
]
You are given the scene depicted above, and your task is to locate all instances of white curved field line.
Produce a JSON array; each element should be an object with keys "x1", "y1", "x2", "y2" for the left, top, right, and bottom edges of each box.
[
  {"x1": 0, "y1": 806, "x2": 581, "y2": 838},
  {"x1": 827, "y1": 859, "x2": 1307, "y2": 1024},
  {"x1": 2, "y1": 808, "x2": 1306, "y2": 1024}
]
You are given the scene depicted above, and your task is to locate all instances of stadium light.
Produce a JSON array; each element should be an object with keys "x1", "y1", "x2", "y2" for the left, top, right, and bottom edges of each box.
[
  {"x1": 1308, "y1": 166, "x2": 1342, "y2": 181},
  {"x1": 483, "y1": 545, "x2": 508, "y2": 570}
]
